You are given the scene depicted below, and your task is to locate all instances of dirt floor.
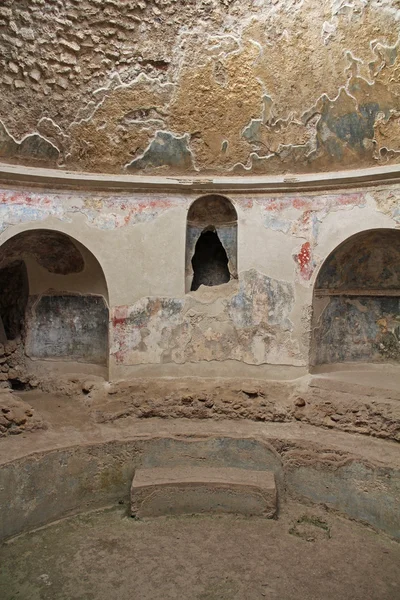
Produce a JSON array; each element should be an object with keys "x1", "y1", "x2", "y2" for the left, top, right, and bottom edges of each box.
[{"x1": 1, "y1": 503, "x2": 399, "y2": 600}]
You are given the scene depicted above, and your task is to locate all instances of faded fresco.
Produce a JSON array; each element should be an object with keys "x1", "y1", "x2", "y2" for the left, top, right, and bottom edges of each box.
[
  {"x1": 313, "y1": 228, "x2": 400, "y2": 364},
  {"x1": 314, "y1": 296, "x2": 400, "y2": 364},
  {"x1": 0, "y1": 183, "x2": 398, "y2": 371},
  {"x1": 111, "y1": 270, "x2": 302, "y2": 367},
  {"x1": 0, "y1": 1, "x2": 399, "y2": 175},
  {"x1": 25, "y1": 295, "x2": 109, "y2": 365}
]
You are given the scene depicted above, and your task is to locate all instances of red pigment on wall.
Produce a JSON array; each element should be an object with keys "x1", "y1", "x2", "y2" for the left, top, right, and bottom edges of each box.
[
  {"x1": 296, "y1": 241, "x2": 314, "y2": 280},
  {"x1": 112, "y1": 306, "x2": 128, "y2": 327}
]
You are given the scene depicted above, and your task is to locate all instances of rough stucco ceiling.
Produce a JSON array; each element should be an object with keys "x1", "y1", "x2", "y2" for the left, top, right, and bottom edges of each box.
[
  {"x1": 0, "y1": 230, "x2": 85, "y2": 274},
  {"x1": 316, "y1": 229, "x2": 400, "y2": 291},
  {"x1": 188, "y1": 195, "x2": 237, "y2": 224},
  {"x1": 0, "y1": 0, "x2": 399, "y2": 176}
]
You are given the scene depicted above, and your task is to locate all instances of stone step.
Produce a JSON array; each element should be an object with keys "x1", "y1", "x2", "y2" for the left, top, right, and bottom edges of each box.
[{"x1": 131, "y1": 467, "x2": 277, "y2": 518}]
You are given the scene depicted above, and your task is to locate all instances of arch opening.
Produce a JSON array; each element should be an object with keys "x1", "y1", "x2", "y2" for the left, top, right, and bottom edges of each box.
[
  {"x1": 311, "y1": 229, "x2": 400, "y2": 366},
  {"x1": 186, "y1": 195, "x2": 237, "y2": 293},
  {"x1": 0, "y1": 229, "x2": 109, "y2": 386}
]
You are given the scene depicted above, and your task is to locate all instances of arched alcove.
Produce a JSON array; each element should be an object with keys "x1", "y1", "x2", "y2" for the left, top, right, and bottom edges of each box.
[
  {"x1": 311, "y1": 229, "x2": 400, "y2": 366},
  {"x1": 186, "y1": 195, "x2": 238, "y2": 292},
  {"x1": 0, "y1": 229, "x2": 109, "y2": 380}
]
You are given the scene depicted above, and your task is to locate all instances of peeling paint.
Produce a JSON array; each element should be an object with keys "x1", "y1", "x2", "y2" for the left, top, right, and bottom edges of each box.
[
  {"x1": 126, "y1": 131, "x2": 195, "y2": 173},
  {"x1": 2, "y1": 1, "x2": 399, "y2": 174},
  {"x1": 0, "y1": 188, "x2": 187, "y2": 231},
  {"x1": 0, "y1": 121, "x2": 59, "y2": 166},
  {"x1": 111, "y1": 269, "x2": 303, "y2": 367}
]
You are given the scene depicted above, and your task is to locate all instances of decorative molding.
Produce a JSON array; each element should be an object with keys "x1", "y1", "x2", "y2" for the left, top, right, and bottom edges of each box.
[{"x1": 1, "y1": 162, "x2": 400, "y2": 193}]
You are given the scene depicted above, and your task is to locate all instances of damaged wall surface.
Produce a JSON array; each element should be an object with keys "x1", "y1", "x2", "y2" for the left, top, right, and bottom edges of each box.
[
  {"x1": 0, "y1": 178, "x2": 398, "y2": 379},
  {"x1": 0, "y1": 1, "x2": 399, "y2": 176},
  {"x1": 313, "y1": 229, "x2": 400, "y2": 365},
  {"x1": 25, "y1": 295, "x2": 109, "y2": 365},
  {"x1": 0, "y1": 229, "x2": 109, "y2": 379}
]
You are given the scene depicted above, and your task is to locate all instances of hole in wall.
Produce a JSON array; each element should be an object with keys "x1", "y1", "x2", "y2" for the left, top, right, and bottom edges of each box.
[
  {"x1": 186, "y1": 194, "x2": 238, "y2": 293},
  {"x1": 191, "y1": 229, "x2": 230, "y2": 291}
]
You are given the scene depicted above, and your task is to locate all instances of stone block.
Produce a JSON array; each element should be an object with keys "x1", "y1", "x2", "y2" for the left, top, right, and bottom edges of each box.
[{"x1": 131, "y1": 467, "x2": 277, "y2": 518}]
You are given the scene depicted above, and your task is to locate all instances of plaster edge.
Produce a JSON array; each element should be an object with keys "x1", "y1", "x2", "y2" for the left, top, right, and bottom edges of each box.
[{"x1": 1, "y1": 162, "x2": 400, "y2": 193}]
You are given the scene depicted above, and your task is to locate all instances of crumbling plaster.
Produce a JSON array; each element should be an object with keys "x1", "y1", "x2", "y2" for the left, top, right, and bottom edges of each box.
[
  {"x1": 0, "y1": 179, "x2": 398, "y2": 378},
  {"x1": 0, "y1": 0, "x2": 399, "y2": 175}
]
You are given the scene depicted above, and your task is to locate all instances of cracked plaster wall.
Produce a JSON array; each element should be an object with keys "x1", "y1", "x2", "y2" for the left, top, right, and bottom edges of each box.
[
  {"x1": 0, "y1": 1, "x2": 400, "y2": 175},
  {"x1": 0, "y1": 182, "x2": 398, "y2": 378}
]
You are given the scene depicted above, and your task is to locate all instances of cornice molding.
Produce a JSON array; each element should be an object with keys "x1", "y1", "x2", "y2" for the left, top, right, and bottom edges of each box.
[{"x1": 0, "y1": 162, "x2": 400, "y2": 194}]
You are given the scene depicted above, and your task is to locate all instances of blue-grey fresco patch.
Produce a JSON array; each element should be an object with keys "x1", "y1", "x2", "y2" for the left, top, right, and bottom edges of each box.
[
  {"x1": 126, "y1": 131, "x2": 194, "y2": 172},
  {"x1": 26, "y1": 294, "x2": 109, "y2": 365},
  {"x1": 314, "y1": 296, "x2": 400, "y2": 365},
  {"x1": 229, "y1": 269, "x2": 294, "y2": 330},
  {"x1": 0, "y1": 121, "x2": 59, "y2": 164}
]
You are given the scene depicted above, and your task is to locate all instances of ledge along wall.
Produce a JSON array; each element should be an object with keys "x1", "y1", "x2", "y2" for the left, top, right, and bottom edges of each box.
[
  {"x1": 0, "y1": 430, "x2": 399, "y2": 542},
  {"x1": 0, "y1": 164, "x2": 398, "y2": 381}
]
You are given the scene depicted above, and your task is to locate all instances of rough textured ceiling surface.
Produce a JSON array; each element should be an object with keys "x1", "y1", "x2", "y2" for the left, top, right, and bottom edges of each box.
[
  {"x1": 0, "y1": 0, "x2": 399, "y2": 175},
  {"x1": 0, "y1": 230, "x2": 84, "y2": 274},
  {"x1": 316, "y1": 229, "x2": 400, "y2": 291}
]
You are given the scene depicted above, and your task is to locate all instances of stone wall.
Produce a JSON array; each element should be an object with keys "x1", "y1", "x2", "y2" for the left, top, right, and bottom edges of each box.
[{"x1": 0, "y1": 0, "x2": 399, "y2": 175}]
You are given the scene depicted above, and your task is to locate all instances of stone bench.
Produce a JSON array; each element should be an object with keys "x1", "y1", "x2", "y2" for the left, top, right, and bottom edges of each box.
[{"x1": 131, "y1": 467, "x2": 277, "y2": 518}]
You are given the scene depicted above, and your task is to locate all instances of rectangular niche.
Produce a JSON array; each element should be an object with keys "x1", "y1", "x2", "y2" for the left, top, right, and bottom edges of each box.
[{"x1": 26, "y1": 294, "x2": 109, "y2": 365}]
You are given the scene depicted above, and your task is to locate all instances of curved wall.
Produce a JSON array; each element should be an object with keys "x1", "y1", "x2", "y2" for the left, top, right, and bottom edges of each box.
[
  {"x1": 0, "y1": 227, "x2": 109, "y2": 375},
  {"x1": 312, "y1": 229, "x2": 400, "y2": 365},
  {"x1": 0, "y1": 429, "x2": 399, "y2": 541},
  {"x1": 0, "y1": 165, "x2": 398, "y2": 378},
  {"x1": 0, "y1": 1, "x2": 399, "y2": 176}
]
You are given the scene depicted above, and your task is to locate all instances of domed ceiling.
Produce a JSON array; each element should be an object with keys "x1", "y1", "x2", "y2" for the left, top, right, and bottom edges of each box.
[{"x1": 0, "y1": 0, "x2": 399, "y2": 176}]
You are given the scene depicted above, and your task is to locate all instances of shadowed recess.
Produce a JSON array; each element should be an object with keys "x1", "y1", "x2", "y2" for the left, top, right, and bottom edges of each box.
[
  {"x1": 316, "y1": 229, "x2": 400, "y2": 291},
  {"x1": 0, "y1": 261, "x2": 28, "y2": 341},
  {"x1": 312, "y1": 228, "x2": 400, "y2": 365},
  {"x1": 188, "y1": 195, "x2": 238, "y2": 225},
  {"x1": 0, "y1": 230, "x2": 84, "y2": 275},
  {"x1": 191, "y1": 230, "x2": 230, "y2": 291}
]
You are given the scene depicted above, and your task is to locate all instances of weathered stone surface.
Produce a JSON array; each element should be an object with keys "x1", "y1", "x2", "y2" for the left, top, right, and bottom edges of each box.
[
  {"x1": 0, "y1": 0, "x2": 398, "y2": 173},
  {"x1": 0, "y1": 422, "x2": 399, "y2": 540},
  {"x1": 131, "y1": 466, "x2": 277, "y2": 518},
  {"x1": 0, "y1": 392, "x2": 45, "y2": 437},
  {"x1": 25, "y1": 295, "x2": 109, "y2": 365},
  {"x1": 0, "y1": 121, "x2": 59, "y2": 165}
]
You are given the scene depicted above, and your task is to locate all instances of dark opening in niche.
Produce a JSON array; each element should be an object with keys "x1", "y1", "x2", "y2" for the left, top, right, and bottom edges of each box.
[
  {"x1": 191, "y1": 230, "x2": 230, "y2": 291},
  {"x1": 0, "y1": 261, "x2": 28, "y2": 341}
]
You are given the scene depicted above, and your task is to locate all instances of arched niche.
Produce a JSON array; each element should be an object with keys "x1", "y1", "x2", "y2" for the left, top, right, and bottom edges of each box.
[
  {"x1": 186, "y1": 195, "x2": 238, "y2": 292},
  {"x1": 0, "y1": 229, "x2": 109, "y2": 374},
  {"x1": 311, "y1": 229, "x2": 400, "y2": 366}
]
